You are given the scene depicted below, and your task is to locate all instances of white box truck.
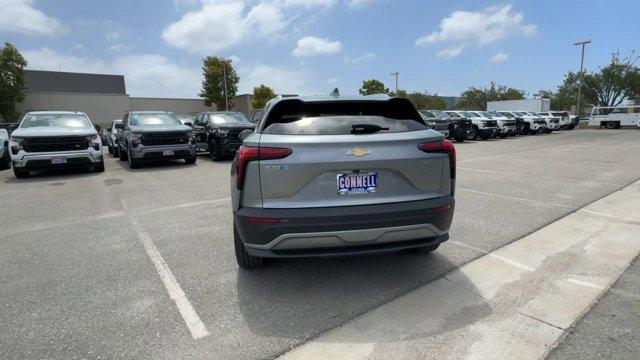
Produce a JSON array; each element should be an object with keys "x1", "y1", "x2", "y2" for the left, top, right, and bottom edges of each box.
[{"x1": 487, "y1": 99, "x2": 551, "y2": 112}]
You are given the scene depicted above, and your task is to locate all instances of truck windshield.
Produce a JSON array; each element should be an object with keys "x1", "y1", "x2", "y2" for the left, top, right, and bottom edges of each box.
[
  {"x1": 419, "y1": 110, "x2": 435, "y2": 118},
  {"x1": 431, "y1": 110, "x2": 450, "y2": 118},
  {"x1": 210, "y1": 113, "x2": 252, "y2": 124},
  {"x1": 20, "y1": 114, "x2": 91, "y2": 128},
  {"x1": 130, "y1": 113, "x2": 181, "y2": 126}
]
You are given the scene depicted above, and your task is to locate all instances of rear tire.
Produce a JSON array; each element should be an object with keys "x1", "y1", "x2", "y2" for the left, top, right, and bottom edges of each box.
[
  {"x1": 454, "y1": 135, "x2": 465, "y2": 143},
  {"x1": 184, "y1": 156, "x2": 197, "y2": 165},
  {"x1": 234, "y1": 223, "x2": 264, "y2": 269},
  {"x1": 13, "y1": 167, "x2": 29, "y2": 178},
  {"x1": 108, "y1": 146, "x2": 113, "y2": 155},
  {"x1": 499, "y1": 133, "x2": 507, "y2": 138},
  {"x1": 604, "y1": 121, "x2": 618, "y2": 129},
  {"x1": 0, "y1": 143, "x2": 10, "y2": 170},
  {"x1": 406, "y1": 242, "x2": 441, "y2": 253}
]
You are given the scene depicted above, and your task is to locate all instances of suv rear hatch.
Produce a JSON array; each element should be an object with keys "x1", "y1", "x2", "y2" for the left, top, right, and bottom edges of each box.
[{"x1": 255, "y1": 98, "x2": 453, "y2": 209}]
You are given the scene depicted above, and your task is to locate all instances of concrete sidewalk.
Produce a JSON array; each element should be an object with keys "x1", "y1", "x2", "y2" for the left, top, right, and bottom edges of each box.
[
  {"x1": 548, "y1": 256, "x2": 639, "y2": 360},
  {"x1": 280, "y1": 180, "x2": 640, "y2": 360}
]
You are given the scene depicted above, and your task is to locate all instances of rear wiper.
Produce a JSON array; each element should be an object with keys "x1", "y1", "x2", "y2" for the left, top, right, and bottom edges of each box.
[{"x1": 351, "y1": 124, "x2": 389, "y2": 134}]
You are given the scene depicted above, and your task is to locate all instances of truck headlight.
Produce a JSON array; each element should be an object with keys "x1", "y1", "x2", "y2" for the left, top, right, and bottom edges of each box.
[{"x1": 10, "y1": 136, "x2": 24, "y2": 155}]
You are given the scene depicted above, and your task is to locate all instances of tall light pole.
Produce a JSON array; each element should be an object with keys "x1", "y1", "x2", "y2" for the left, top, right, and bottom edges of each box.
[
  {"x1": 390, "y1": 72, "x2": 399, "y2": 95},
  {"x1": 573, "y1": 39, "x2": 591, "y2": 116},
  {"x1": 222, "y1": 59, "x2": 229, "y2": 111}
]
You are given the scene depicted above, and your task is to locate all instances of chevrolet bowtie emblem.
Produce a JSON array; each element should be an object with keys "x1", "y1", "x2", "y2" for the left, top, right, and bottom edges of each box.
[{"x1": 348, "y1": 148, "x2": 370, "y2": 157}]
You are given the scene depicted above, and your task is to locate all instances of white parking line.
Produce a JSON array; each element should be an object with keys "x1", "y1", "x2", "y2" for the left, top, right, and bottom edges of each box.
[
  {"x1": 457, "y1": 187, "x2": 576, "y2": 209},
  {"x1": 121, "y1": 200, "x2": 210, "y2": 340}
]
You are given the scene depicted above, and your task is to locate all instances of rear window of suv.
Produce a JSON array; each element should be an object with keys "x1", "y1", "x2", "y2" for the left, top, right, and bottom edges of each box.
[{"x1": 261, "y1": 99, "x2": 427, "y2": 135}]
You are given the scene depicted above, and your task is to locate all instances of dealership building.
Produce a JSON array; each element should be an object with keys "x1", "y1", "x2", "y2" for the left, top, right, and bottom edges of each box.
[{"x1": 14, "y1": 70, "x2": 257, "y2": 128}]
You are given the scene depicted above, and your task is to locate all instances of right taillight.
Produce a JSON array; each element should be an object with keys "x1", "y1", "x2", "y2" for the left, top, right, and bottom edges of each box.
[
  {"x1": 418, "y1": 140, "x2": 456, "y2": 179},
  {"x1": 236, "y1": 146, "x2": 292, "y2": 189}
]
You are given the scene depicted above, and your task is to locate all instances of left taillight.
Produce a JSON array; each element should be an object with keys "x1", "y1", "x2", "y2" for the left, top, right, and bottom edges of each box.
[
  {"x1": 236, "y1": 146, "x2": 292, "y2": 190},
  {"x1": 418, "y1": 140, "x2": 456, "y2": 179}
]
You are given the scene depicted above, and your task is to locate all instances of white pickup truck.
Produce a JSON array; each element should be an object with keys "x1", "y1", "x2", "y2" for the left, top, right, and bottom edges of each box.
[
  {"x1": 444, "y1": 110, "x2": 498, "y2": 140},
  {"x1": 9, "y1": 111, "x2": 104, "y2": 178}
]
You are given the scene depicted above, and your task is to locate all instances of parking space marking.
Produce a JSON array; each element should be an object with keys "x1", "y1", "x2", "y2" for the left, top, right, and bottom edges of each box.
[
  {"x1": 577, "y1": 208, "x2": 640, "y2": 224},
  {"x1": 451, "y1": 240, "x2": 535, "y2": 272},
  {"x1": 120, "y1": 200, "x2": 210, "y2": 340},
  {"x1": 457, "y1": 187, "x2": 576, "y2": 209},
  {"x1": 458, "y1": 167, "x2": 624, "y2": 187},
  {"x1": 145, "y1": 197, "x2": 231, "y2": 214}
]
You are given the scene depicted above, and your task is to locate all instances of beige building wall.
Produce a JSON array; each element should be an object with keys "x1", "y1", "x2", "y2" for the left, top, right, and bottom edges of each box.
[
  {"x1": 16, "y1": 92, "x2": 130, "y2": 128},
  {"x1": 232, "y1": 94, "x2": 253, "y2": 116},
  {"x1": 129, "y1": 97, "x2": 215, "y2": 116},
  {"x1": 16, "y1": 92, "x2": 217, "y2": 129}
]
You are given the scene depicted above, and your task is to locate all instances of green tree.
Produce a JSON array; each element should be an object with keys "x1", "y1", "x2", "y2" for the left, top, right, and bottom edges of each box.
[
  {"x1": 199, "y1": 56, "x2": 239, "y2": 110},
  {"x1": 457, "y1": 82, "x2": 526, "y2": 110},
  {"x1": 0, "y1": 42, "x2": 27, "y2": 122},
  {"x1": 251, "y1": 84, "x2": 276, "y2": 109},
  {"x1": 581, "y1": 51, "x2": 640, "y2": 107},
  {"x1": 359, "y1": 79, "x2": 389, "y2": 95},
  {"x1": 406, "y1": 91, "x2": 447, "y2": 110}
]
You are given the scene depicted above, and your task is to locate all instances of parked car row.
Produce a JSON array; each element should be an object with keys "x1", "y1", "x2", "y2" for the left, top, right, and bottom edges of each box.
[{"x1": 413, "y1": 109, "x2": 576, "y2": 142}]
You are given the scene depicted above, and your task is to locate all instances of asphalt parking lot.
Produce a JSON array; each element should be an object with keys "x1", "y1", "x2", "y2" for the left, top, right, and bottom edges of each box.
[{"x1": 1, "y1": 129, "x2": 639, "y2": 359}]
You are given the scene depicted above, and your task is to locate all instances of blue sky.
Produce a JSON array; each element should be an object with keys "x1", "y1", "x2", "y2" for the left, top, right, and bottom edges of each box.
[{"x1": 1, "y1": 0, "x2": 638, "y2": 98}]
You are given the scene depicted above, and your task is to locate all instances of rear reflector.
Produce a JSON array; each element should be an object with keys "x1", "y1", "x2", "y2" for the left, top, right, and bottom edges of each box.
[
  {"x1": 236, "y1": 146, "x2": 292, "y2": 190},
  {"x1": 248, "y1": 217, "x2": 283, "y2": 223},
  {"x1": 431, "y1": 204, "x2": 452, "y2": 213},
  {"x1": 418, "y1": 140, "x2": 456, "y2": 179}
]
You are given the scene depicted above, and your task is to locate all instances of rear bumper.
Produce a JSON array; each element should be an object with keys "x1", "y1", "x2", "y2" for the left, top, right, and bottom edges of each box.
[{"x1": 234, "y1": 196, "x2": 454, "y2": 258}]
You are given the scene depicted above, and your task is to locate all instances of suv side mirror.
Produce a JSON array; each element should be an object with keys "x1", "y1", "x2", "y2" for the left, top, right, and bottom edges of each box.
[{"x1": 239, "y1": 129, "x2": 254, "y2": 141}]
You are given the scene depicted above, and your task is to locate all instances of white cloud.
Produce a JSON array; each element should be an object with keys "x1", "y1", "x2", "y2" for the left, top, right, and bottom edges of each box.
[
  {"x1": 238, "y1": 63, "x2": 313, "y2": 95},
  {"x1": 163, "y1": 0, "x2": 340, "y2": 53},
  {"x1": 22, "y1": 48, "x2": 201, "y2": 98},
  {"x1": 326, "y1": 77, "x2": 338, "y2": 84},
  {"x1": 162, "y1": 2, "x2": 247, "y2": 53},
  {"x1": 343, "y1": 52, "x2": 375, "y2": 64},
  {"x1": 106, "y1": 31, "x2": 121, "y2": 41},
  {"x1": 0, "y1": 0, "x2": 67, "y2": 36},
  {"x1": 415, "y1": 4, "x2": 536, "y2": 58},
  {"x1": 491, "y1": 51, "x2": 508, "y2": 62},
  {"x1": 292, "y1": 36, "x2": 342, "y2": 57},
  {"x1": 347, "y1": 0, "x2": 376, "y2": 9}
]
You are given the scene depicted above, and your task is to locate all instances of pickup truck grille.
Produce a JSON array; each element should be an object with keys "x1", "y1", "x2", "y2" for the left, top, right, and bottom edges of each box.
[
  {"x1": 535, "y1": 119, "x2": 546, "y2": 124},
  {"x1": 225, "y1": 129, "x2": 245, "y2": 142},
  {"x1": 456, "y1": 119, "x2": 472, "y2": 130},
  {"x1": 502, "y1": 120, "x2": 516, "y2": 126},
  {"x1": 141, "y1": 132, "x2": 189, "y2": 146},
  {"x1": 483, "y1": 120, "x2": 498, "y2": 127},
  {"x1": 550, "y1": 118, "x2": 560, "y2": 123},
  {"x1": 22, "y1": 136, "x2": 89, "y2": 153}
]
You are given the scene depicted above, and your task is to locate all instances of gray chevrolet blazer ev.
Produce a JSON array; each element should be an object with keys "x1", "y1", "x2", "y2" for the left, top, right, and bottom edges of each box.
[{"x1": 231, "y1": 94, "x2": 456, "y2": 269}]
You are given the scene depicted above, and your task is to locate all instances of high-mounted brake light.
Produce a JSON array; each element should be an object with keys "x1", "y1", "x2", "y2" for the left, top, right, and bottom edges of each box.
[
  {"x1": 236, "y1": 146, "x2": 292, "y2": 189},
  {"x1": 418, "y1": 140, "x2": 456, "y2": 179}
]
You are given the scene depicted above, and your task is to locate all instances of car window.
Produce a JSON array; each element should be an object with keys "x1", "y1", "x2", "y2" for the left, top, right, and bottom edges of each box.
[
  {"x1": 431, "y1": 110, "x2": 449, "y2": 118},
  {"x1": 195, "y1": 114, "x2": 205, "y2": 126},
  {"x1": 129, "y1": 113, "x2": 181, "y2": 126},
  {"x1": 262, "y1": 99, "x2": 426, "y2": 135},
  {"x1": 20, "y1": 113, "x2": 91, "y2": 128}
]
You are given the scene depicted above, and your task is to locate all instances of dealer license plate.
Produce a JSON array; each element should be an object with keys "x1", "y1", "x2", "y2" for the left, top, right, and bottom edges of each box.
[
  {"x1": 162, "y1": 149, "x2": 174, "y2": 156},
  {"x1": 51, "y1": 156, "x2": 67, "y2": 164},
  {"x1": 337, "y1": 172, "x2": 377, "y2": 195}
]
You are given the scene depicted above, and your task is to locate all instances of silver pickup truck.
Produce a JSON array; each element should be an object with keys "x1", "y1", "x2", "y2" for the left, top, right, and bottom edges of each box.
[
  {"x1": 9, "y1": 111, "x2": 104, "y2": 178},
  {"x1": 116, "y1": 111, "x2": 197, "y2": 169}
]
